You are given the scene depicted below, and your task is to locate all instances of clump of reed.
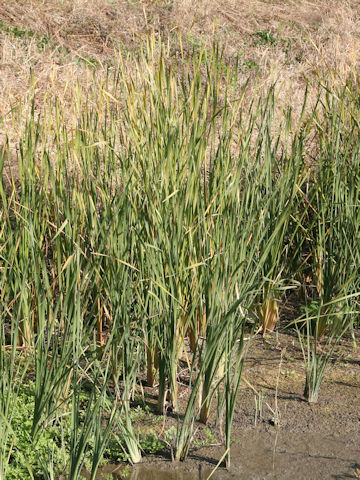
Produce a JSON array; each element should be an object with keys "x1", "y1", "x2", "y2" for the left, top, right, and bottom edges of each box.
[
  {"x1": 0, "y1": 35, "x2": 359, "y2": 477},
  {"x1": 294, "y1": 81, "x2": 360, "y2": 403}
]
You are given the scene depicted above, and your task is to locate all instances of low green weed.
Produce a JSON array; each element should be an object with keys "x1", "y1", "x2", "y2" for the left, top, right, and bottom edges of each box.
[
  {"x1": 0, "y1": 22, "x2": 50, "y2": 51},
  {"x1": 193, "y1": 429, "x2": 216, "y2": 449},
  {"x1": 254, "y1": 30, "x2": 277, "y2": 46},
  {"x1": 3, "y1": 382, "x2": 70, "y2": 480}
]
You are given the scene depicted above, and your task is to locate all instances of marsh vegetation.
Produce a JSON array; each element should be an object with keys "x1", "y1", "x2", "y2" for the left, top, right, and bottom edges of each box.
[{"x1": 0, "y1": 2, "x2": 359, "y2": 479}]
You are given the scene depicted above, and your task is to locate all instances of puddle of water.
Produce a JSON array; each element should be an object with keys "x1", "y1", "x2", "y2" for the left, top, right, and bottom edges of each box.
[
  {"x1": 94, "y1": 463, "x2": 231, "y2": 480},
  {"x1": 127, "y1": 466, "x2": 220, "y2": 480}
]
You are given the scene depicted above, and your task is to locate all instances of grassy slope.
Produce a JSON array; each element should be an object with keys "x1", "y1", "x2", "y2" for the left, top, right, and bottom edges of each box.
[
  {"x1": 1, "y1": 0, "x2": 360, "y2": 123},
  {"x1": 1, "y1": 0, "x2": 359, "y2": 202}
]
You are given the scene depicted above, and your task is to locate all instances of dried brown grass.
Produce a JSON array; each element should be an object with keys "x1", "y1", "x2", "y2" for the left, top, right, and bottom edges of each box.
[{"x1": 1, "y1": 0, "x2": 360, "y2": 151}]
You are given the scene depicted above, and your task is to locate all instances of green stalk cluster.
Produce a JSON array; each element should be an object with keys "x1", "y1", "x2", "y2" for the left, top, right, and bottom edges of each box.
[
  {"x1": 296, "y1": 83, "x2": 360, "y2": 402},
  {"x1": 0, "y1": 36, "x2": 359, "y2": 477}
]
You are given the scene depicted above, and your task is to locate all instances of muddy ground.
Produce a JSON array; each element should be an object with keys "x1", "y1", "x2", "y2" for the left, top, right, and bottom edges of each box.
[{"x1": 99, "y1": 327, "x2": 360, "y2": 480}]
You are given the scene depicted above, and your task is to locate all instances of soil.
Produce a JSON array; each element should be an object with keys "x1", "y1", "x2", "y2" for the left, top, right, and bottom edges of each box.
[{"x1": 98, "y1": 328, "x2": 360, "y2": 480}]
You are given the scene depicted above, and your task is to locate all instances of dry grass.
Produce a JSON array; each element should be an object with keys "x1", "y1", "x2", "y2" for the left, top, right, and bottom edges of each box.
[{"x1": 1, "y1": 0, "x2": 360, "y2": 150}]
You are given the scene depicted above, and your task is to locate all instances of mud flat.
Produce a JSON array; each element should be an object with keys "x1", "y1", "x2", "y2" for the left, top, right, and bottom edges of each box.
[
  {"x1": 97, "y1": 330, "x2": 360, "y2": 480},
  {"x1": 127, "y1": 431, "x2": 359, "y2": 480}
]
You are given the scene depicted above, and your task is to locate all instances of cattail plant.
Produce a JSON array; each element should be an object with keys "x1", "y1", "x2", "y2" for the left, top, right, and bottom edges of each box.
[
  {"x1": 1, "y1": 30, "x2": 359, "y2": 476},
  {"x1": 297, "y1": 82, "x2": 360, "y2": 402}
]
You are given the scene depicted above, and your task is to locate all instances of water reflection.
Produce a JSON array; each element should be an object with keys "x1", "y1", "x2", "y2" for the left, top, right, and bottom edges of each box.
[{"x1": 95, "y1": 463, "x2": 229, "y2": 480}]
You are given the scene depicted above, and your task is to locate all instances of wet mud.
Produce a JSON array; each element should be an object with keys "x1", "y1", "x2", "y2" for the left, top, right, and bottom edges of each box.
[
  {"x1": 127, "y1": 430, "x2": 360, "y2": 479},
  {"x1": 98, "y1": 329, "x2": 360, "y2": 480}
]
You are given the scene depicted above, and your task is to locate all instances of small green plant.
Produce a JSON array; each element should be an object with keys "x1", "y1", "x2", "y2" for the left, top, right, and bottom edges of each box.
[
  {"x1": 140, "y1": 433, "x2": 164, "y2": 455},
  {"x1": 193, "y1": 429, "x2": 216, "y2": 449},
  {"x1": 254, "y1": 390, "x2": 264, "y2": 426},
  {"x1": 254, "y1": 30, "x2": 277, "y2": 46},
  {"x1": 186, "y1": 33, "x2": 202, "y2": 50},
  {"x1": 243, "y1": 59, "x2": 258, "y2": 69},
  {"x1": 1, "y1": 381, "x2": 71, "y2": 480},
  {"x1": 281, "y1": 37, "x2": 292, "y2": 55},
  {"x1": 0, "y1": 22, "x2": 50, "y2": 51}
]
